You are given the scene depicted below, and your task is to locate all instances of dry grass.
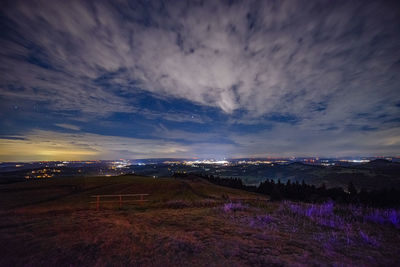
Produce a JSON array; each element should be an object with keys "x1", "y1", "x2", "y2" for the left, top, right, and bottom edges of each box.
[{"x1": 0, "y1": 175, "x2": 399, "y2": 266}]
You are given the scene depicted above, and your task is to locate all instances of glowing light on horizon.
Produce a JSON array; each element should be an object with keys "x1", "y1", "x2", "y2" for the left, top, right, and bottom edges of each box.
[
  {"x1": 0, "y1": 137, "x2": 99, "y2": 161},
  {"x1": 183, "y1": 160, "x2": 229, "y2": 165}
]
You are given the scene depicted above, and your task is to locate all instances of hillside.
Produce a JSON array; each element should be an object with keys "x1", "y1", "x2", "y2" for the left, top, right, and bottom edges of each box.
[
  {"x1": 0, "y1": 175, "x2": 399, "y2": 266},
  {"x1": 236, "y1": 162, "x2": 400, "y2": 191}
]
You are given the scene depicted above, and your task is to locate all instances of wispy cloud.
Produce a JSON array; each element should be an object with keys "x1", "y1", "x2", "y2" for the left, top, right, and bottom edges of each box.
[
  {"x1": 229, "y1": 124, "x2": 400, "y2": 157},
  {"x1": 1, "y1": 1, "x2": 399, "y2": 118},
  {"x1": 54, "y1": 123, "x2": 80, "y2": 131},
  {"x1": 0, "y1": 130, "x2": 189, "y2": 161},
  {"x1": 0, "y1": 0, "x2": 399, "y2": 158}
]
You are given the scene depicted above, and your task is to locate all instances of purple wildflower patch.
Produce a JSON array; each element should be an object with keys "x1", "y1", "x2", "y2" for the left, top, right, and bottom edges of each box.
[
  {"x1": 249, "y1": 214, "x2": 274, "y2": 228},
  {"x1": 363, "y1": 208, "x2": 400, "y2": 228},
  {"x1": 284, "y1": 201, "x2": 347, "y2": 229},
  {"x1": 364, "y1": 211, "x2": 385, "y2": 225},
  {"x1": 222, "y1": 202, "x2": 247, "y2": 213},
  {"x1": 388, "y1": 210, "x2": 400, "y2": 227},
  {"x1": 359, "y1": 230, "x2": 379, "y2": 247}
]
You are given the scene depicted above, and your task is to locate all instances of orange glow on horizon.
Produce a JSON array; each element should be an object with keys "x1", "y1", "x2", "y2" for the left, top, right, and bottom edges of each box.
[{"x1": 0, "y1": 138, "x2": 99, "y2": 161}]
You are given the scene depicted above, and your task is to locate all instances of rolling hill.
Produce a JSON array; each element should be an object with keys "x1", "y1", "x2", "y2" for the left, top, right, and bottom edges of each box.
[{"x1": 0, "y1": 175, "x2": 399, "y2": 266}]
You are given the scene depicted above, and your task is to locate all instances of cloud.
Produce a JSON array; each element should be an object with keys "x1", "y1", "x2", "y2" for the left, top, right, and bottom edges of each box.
[
  {"x1": 229, "y1": 124, "x2": 400, "y2": 157},
  {"x1": 0, "y1": 0, "x2": 399, "y2": 158},
  {"x1": 0, "y1": 130, "x2": 188, "y2": 161},
  {"x1": 54, "y1": 123, "x2": 80, "y2": 131},
  {"x1": 152, "y1": 124, "x2": 224, "y2": 144},
  {"x1": 1, "y1": 0, "x2": 399, "y2": 119},
  {"x1": 0, "y1": 129, "x2": 238, "y2": 161},
  {"x1": 1, "y1": 122, "x2": 399, "y2": 162}
]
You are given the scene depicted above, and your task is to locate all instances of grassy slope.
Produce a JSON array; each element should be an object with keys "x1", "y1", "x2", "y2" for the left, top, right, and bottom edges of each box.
[
  {"x1": 0, "y1": 175, "x2": 399, "y2": 266},
  {"x1": 0, "y1": 175, "x2": 256, "y2": 210}
]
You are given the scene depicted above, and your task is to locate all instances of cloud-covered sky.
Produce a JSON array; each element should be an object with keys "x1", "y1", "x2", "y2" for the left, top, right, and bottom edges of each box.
[{"x1": 0, "y1": 0, "x2": 399, "y2": 161}]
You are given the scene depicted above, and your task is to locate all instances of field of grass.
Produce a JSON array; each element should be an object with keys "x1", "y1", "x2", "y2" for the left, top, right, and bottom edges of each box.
[{"x1": 0, "y1": 175, "x2": 399, "y2": 266}]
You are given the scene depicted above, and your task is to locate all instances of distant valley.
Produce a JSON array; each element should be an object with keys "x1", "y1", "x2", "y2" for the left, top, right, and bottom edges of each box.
[{"x1": 1, "y1": 159, "x2": 399, "y2": 191}]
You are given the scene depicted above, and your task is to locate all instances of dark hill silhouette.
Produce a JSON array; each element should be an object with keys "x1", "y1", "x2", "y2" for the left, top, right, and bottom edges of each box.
[
  {"x1": 185, "y1": 173, "x2": 400, "y2": 207},
  {"x1": 363, "y1": 159, "x2": 399, "y2": 168}
]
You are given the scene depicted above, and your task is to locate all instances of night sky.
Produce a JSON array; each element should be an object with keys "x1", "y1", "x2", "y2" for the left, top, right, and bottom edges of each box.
[{"x1": 0, "y1": 0, "x2": 399, "y2": 161}]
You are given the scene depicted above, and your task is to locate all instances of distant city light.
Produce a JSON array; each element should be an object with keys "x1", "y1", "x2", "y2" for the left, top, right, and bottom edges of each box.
[
  {"x1": 183, "y1": 160, "x2": 229, "y2": 165},
  {"x1": 340, "y1": 159, "x2": 370, "y2": 163}
]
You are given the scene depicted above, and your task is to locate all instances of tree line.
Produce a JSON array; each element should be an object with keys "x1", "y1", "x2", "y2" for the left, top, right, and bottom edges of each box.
[{"x1": 173, "y1": 172, "x2": 400, "y2": 207}]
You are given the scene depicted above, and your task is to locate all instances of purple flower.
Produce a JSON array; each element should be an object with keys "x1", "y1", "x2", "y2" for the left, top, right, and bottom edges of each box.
[
  {"x1": 223, "y1": 202, "x2": 246, "y2": 213},
  {"x1": 388, "y1": 209, "x2": 400, "y2": 227},
  {"x1": 359, "y1": 230, "x2": 379, "y2": 247}
]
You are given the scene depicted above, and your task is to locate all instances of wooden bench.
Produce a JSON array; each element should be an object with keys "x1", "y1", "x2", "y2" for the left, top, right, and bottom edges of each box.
[{"x1": 90, "y1": 194, "x2": 149, "y2": 210}]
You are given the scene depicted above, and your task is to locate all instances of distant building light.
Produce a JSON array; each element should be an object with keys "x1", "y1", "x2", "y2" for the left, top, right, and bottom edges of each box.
[{"x1": 348, "y1": 160, "x2": 370, "y2": 163}]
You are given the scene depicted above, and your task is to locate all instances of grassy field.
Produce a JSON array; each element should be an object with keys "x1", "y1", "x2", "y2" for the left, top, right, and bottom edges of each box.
[{"x1": 0, "y1": 175, "x2": 399, "y2": 266}]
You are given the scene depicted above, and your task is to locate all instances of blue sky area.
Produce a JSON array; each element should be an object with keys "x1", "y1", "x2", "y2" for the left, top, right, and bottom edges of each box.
[{"x1": 0, "y1": 0, "x2": 399, "y2": 161}]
